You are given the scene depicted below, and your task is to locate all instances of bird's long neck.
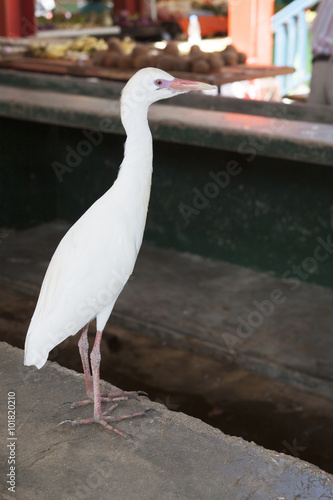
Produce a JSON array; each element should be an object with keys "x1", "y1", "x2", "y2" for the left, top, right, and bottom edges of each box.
[
  {"x1": 117, "y1": 100, "x2": 153, "y2": 189},
  {"x1": 103, "y1": 99, "x2": 153, "y2": 254}
]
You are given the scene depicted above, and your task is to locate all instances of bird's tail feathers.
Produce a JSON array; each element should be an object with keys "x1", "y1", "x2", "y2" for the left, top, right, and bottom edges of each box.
[{"x1": 24, "y1": 347, "x2": 47, "y2": 369}]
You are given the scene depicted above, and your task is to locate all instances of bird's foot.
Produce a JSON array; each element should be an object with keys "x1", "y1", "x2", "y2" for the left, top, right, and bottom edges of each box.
[
  {"x1": 58, "y1": 408, "x2": 153, "y2": 438},
  {"x1": 101, "y1": 390, "x2": 148, "y2": 403},
  {"x1": 61, "y1": 390, "x2": 147, "y2": 409}
]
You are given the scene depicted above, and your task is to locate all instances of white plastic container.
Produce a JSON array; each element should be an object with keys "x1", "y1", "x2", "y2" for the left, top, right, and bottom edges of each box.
[{"x1": 188, "y1": 14, "x2": 202, "y2": 46}]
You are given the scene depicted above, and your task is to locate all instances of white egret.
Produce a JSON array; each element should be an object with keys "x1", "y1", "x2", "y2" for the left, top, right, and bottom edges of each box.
[{"x1": 24, "y1": 67, "x2": 214, "y2": 437}]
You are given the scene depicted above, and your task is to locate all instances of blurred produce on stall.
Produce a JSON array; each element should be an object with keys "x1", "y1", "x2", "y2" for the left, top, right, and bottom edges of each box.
[
  {"x1": 29, "y1": 36, "x2": 108, "y2": 60},
  {"x1": 26, "y1": 33, "x2": 246, "y2": 74},
  {"x1": 0, "y1": 1, "x2": 292, "y2": 98},
  {"x1": 91, "y1": 38, "x2": 246, "y2": 73}
]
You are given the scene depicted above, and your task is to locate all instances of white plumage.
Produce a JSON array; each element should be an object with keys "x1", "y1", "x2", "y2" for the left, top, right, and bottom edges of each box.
[{"x1": 24, "y1": 67, "x2": 214, "y2": 436}]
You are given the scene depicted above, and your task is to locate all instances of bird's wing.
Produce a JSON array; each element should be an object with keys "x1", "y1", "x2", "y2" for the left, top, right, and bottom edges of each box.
[{"x1": 24, "y1": 197, "x2": 140, "y2": 368}]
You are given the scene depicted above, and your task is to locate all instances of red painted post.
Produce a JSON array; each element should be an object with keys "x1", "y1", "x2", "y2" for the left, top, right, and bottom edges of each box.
[
  {"x1": 113, "y1": 0, "x2": 141, "y2": 16},
  {"x1": 228, "y1": 0, "x2": 274, "y2": 64},
  {"x1": 0, "y1": 0, "x2": 37, "y2": 38},
  {"x1": 0, "y1": 0, "x2": 22, "y2": 37},
  {"x1": 20, "y1": 0, "x2": 37, "y2": 37}
]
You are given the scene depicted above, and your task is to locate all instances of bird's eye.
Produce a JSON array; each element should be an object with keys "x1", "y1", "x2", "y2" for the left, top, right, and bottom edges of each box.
[{"x1": 154, "y1": 79, "x2": 164, "y2": 87}]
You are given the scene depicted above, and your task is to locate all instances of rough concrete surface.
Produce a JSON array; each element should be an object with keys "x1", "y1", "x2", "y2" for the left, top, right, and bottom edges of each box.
[{"x1": 1, "y1": 343, "x2": 332, "y2": 500}]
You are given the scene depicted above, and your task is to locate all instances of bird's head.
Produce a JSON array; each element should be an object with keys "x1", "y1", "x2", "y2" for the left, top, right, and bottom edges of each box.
[{"x1": 121, "y1": 67, "x2": 215, "y2": 111}]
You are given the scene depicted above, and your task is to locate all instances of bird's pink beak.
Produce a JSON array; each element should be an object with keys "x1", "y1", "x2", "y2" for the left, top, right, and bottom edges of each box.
[{"x1": 169, "y1": 78, "x2": 215, "y2": 92}]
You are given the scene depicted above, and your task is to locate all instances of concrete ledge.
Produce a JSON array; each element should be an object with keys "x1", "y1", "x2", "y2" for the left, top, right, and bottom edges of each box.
[
  {"x1": 1, "y1": 342, "x2": 333, "y2": 500},
  {"x1": 0, "y1": 84, "x2": 332, "y2": 165},
  {"x1": 1, "y1": 69, "x2": 333, "y2": 125}
]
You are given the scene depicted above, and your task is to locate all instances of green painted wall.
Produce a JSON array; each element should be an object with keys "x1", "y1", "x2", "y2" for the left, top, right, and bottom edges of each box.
[
  {"x1": 0, "y1": 118, "x2": 56, "y2": 229},
  {"x1": 1, "y1": 116, "x2": 332, "y2": 289}
]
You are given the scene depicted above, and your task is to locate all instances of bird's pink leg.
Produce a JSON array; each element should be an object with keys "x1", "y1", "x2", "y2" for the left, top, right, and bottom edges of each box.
[
  {"x1": 65, "y1": 324, "x2": 94, "y2": 408},
  {"x1": 60, "y1": 330, "x2": 150, "y2": 437},
  {"x1": 90, "y1": 329, "x2": 103, "y2": 419},
  {"x1": 68, "y1": 326, "x2": 147, "y2": 409},
  {"x1": 93, "y1": 331, "x2": 151, "y2": 436},
  {"x1": 78, "y1": 324, "x2": 93, "y2": 399}
]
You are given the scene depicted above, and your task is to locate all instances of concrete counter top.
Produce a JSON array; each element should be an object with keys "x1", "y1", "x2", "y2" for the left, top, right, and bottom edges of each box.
[
  {"x1": 1, "y1": 341, "x2": 333, "y2": 500},
  {"x1": 0, "y1": 84, "x2": 332, "y2": 165}
]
